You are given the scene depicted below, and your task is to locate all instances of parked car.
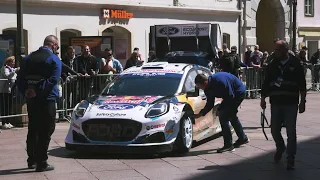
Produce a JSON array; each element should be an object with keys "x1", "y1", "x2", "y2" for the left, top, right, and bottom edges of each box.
[{"x1": 65, "y1": 62, "x2": 222, "y2": 154}]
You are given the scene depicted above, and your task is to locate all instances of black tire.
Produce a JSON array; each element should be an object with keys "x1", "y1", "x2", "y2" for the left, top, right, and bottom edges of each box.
[{"x1": 174, "y1": 113, "x2": 193, "y2": 153}]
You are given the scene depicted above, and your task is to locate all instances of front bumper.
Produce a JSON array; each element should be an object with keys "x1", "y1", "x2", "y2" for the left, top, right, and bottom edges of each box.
[{"x1": 65, "y1": 142, "x2": 174, "y2": 154}]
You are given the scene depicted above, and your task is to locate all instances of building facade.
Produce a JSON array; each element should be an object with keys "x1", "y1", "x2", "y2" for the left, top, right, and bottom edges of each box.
[
  {"x1": 297, "y1": 0, "x2": 320, "y2": 58},
  {"x1": 241, "y1": 0, "x2": 292, "y2": 54},
  {"x1": 0, "y1": 0, "x2": 241, "y2": 65}
]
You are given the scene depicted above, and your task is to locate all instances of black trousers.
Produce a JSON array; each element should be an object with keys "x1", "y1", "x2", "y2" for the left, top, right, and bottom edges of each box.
[
  {"x1": 26, "y1": 99, "x2": 56, "y2": 164},
  {"x1": 0, "y1": 93, "x2": 13, "y2": 125}
]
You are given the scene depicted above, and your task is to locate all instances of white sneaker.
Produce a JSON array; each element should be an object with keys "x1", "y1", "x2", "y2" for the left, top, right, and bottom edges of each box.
[
  {"x1": 2, "y1": 124, "x2": 11, "y2": 129},
  {"x1": 8, "y1": 123, "x2": 14, "y2": 128}
]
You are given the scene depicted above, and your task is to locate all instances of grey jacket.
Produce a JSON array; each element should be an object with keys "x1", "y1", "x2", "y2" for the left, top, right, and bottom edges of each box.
[{"x1": 0, "y1": 66, "x2": 18, "y2": 93}]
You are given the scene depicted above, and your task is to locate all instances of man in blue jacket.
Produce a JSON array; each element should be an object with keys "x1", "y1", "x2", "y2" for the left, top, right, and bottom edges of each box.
[
  {"x1": 193, "y1": 72, "x2": 249, "y2": 153},
  {"x1": 17, "y1": 35, "x2": 62, "y2": 172}
]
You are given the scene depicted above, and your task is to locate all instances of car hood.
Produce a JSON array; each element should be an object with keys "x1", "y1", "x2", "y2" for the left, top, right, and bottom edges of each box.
[{"x1": 87, "y1": 95, "x2": 167, "y2": 113}]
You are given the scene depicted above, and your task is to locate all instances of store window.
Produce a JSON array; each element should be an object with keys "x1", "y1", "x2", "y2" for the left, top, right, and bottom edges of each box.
[
  {"x1": 305, "y1": 0, "x2": 314, "y2": 17},
  {"x1": 60, "y1": 29, "x2": 81, "y2": 57},
  {"x1": 2, "y1": 28, "x2": 28, "y2": 55},
  {"x1": 223, "y1": 33, "x2": 230, "y2": 49}
]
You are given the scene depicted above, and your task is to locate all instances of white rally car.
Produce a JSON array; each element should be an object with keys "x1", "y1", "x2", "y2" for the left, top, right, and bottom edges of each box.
[{"x1": 65, "y1": 62, "x2": 222, "y2": 154}]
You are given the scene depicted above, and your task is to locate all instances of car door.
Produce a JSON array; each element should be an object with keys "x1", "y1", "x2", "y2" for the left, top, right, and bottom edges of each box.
[
  {"x1": 182, "y1": 68, "x2": 210, "y2": 141},
  {"x1": 193, "y1": 68, "x2": 222, "y2": 141}
]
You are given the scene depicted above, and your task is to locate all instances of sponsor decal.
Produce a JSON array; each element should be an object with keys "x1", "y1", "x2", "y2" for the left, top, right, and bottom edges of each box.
[
  {"x1": 193, "y1": 116, "x2": 214, "y2": 132},
  {"x1": 98, "y1": 104, "x2": 135, "y2": 110},
  {"x1": 96, "y1": 113, "x2": 126, "y2": 117},
  {"x1": 146, "y1": 123, "x2": 166, "y2": 130},
  {"x1": 181, "y1": 25, "x2": 209, "y2": 36},
  {"x1": 173, "y1": 106, "x2": 179, "y2": 112},
  {"x1": 165, "y1": 129, "x2": 174, "y2": 134},
  {"x1": 159, "y1": 27, "x2": 180, "y2": 36},
  {"x1": 103, "y1": 96, "x2": 160, "y2": 105},
  {"x1": 151, "y1": 117, "x2": 160, "y2": 121},
  {"x1": 72, "y1": 123, "x2": 80, "y2": 130},
  {"x1": 123, "y1": 69, "x2": 181, "y2": 74},
  {"x1": 132, "y1": 73, "x2": 166, "y2": 76},
  {"x1": 102, "y1": 9, "x2": 133, "y2": 19}
]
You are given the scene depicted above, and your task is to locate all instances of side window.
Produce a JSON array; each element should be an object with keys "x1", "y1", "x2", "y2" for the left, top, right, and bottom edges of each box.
[
  {"x1": 184, "y1": 70, "x2": 197, "y2": 92},
  {"x1": 197, "y1": 68, "x2": 211, "y2": 97}
]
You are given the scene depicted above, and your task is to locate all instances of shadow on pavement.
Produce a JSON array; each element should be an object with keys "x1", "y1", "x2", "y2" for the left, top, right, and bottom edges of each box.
[
  {"x1": 47, "y1": 132, "x2": 223, "y2": 159},
  {"x1": 182, "y1": 136, "x2": 320, "y2": 180},
  {"x1": 0, "y1": 168, "x2": 36, "y2": 176}
]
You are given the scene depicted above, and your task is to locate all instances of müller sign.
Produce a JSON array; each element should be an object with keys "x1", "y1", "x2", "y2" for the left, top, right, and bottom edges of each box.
[{"x1": 102, "y1": 9, "x2": 134, "y2": 19}]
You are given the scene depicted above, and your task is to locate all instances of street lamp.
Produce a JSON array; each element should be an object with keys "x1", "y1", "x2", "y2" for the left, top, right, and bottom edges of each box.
[
  {"x1": 292, "y1": 0, "x2": 297, "y2": 52},
  {"x1": 16, "y1": 0, "x2": 24, "y2": 66}
]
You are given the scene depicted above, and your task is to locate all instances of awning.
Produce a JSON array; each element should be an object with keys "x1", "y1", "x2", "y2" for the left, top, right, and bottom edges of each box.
[{"x1": 299, "y1": 28, "x2": 320, "y2": 37}]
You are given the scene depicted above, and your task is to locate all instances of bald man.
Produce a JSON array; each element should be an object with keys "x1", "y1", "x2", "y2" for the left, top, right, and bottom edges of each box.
[
  {"x1": 260, "y1": 40, "x2": 306, "y2": 170},
  {"x1": 17, "y1": 35, "x2": 62, "y2": 172}
]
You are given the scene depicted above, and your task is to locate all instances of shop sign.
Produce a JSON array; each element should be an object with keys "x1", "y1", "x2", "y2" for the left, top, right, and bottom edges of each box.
[
  {"x1": 102, "y1": 9, "x2": 133, "y2": 19},
  {"x1": 156, "y1": 23, "x2": 210, "y2": 37}
]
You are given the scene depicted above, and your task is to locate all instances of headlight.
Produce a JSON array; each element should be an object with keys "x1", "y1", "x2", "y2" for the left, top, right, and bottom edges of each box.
[
  {"x1": 145, "y1": 102, "x2": 169, "y2": 118},
  {"x1": 74, "y1": 100, "x2": 89, "y2": 118}
]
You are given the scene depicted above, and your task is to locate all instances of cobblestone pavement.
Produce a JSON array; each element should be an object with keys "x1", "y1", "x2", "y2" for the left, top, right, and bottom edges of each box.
[{"x1": 1, "y1": 93, "x2": 320, "y2": 180}]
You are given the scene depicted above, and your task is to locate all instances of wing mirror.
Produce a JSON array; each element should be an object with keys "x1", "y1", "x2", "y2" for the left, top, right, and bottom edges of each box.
[
  {"x1": 186, "y1": 88, "x2": 199, "y2": 98},
  {"x1": 186, "y1": 91, "x2": 197, "y2": 97}
]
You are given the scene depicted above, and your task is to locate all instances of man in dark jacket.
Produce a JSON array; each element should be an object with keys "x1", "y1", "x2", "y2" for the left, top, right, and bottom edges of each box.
[
  {"x1": 260, "y1": 40, "x2": 306, "y2": 170},
  {"x1": 61, "y1": 46, "x2": 79, "y2": 108},
  {"x1": 193, "y1": 72, "x2": 249, "y2": 153},
  {"x1": 219, "y1": 46, "x2": 240, "y2": 77},
  {"x1": 310, "y1": 49, "x2": 320, "y2": 89},
  {"x1": 16, "y1": 35, "x2": 62, "y2": 172},
  {"x1": 76, "y1": 45, "x2": 98, "y2": 101}
]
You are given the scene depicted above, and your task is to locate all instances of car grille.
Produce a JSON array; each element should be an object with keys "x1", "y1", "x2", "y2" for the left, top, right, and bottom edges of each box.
[{"x1": 82, "y1": 119, "x2": 142, "y2": 142}]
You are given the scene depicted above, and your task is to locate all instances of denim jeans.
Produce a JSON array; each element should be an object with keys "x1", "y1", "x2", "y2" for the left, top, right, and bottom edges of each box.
[
  {"x1": 219, "y1": 94, "x2": 248, "y2": 146},
  {"x1": 270, "y1": 104, "x2": 298, "y2": 160}
]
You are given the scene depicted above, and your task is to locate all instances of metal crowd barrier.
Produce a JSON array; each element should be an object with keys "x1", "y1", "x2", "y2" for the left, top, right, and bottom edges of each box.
[
  {"x1": 0, "y1": 74, "x2": 119, "y2": 125},
  {"x1": 1, "y1": 64, "x2": 320, "y2": 125}
]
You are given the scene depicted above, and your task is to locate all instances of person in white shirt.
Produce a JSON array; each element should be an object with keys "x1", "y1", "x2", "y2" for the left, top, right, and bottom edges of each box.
[{"x1": 0, "y1": 56, "x2": 19, "y2": 129}]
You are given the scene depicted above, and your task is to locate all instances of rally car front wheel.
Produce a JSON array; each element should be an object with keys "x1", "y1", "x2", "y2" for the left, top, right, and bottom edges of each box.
[{"x1": 174, "y1": 113, "x2": 193, "y2": 153}]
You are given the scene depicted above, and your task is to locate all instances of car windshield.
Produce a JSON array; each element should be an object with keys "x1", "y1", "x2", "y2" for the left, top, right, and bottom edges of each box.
[
  {"x1": 101, "y1": 73, "x2": 182, "y2": 96},
  {"x1": 154, "y1": 56, "x2": 209, "y2": 67}
]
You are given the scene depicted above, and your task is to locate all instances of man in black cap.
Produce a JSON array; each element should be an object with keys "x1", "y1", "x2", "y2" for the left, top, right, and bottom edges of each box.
[{"x1": 220, "y1": 46, "x2": 240, "y2": 77}]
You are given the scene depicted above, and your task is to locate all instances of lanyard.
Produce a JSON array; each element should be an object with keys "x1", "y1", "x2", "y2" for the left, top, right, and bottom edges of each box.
[{"x1": 278, "y1": 58, "x2": 290, "y2": 76}]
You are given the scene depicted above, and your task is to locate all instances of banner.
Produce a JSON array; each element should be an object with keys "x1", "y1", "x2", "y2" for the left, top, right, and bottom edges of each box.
[
  {"x1": 70, "y1": 36, "x2": 112, "y2": 57},
  {"x1": 155, "y1": 23, "x2": 210, "y2": 37},
  {"x1": 0, "y1": 34, "x2": 16, "y2": 66}
]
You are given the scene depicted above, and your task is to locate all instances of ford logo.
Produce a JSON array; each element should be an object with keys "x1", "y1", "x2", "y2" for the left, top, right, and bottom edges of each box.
[
  {"x1": 98, "y1": 104, "x2": 135, "y2": 110},
  {"x1": 159, "y1": 27, "x2": 179, "y2": 35}
]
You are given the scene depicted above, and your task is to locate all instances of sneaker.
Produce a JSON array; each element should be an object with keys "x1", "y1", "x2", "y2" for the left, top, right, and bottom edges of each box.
[
  {"x1": 287, "y1": 160, "x2": 295, "y2": 170},
  {"x1": 233, "y1": 138, "x2": 250, "y2": 148},
  {"x1": 35, "y1": 163, "x2": 55, "y2": 172},
  {"x1": 2, "y1": 124, "x2": 11, "y2": 129},
  {"x1": 28, "y1": 163, "x2": 36, "y2": 169},
  {"x1": 217, "y1": 146, "x2": 235, "y2": 153},
  {"x1": 274, "y1": 148, "x2": 286, "y2": 163},
  {"x1": 8, "y1": 123, "x2": 14, "y2": 128}
]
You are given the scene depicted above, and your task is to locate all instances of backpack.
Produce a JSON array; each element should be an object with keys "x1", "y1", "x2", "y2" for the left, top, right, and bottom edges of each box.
[{"x1": 222, "y1": 54, "x2": 236, "y2": 72}]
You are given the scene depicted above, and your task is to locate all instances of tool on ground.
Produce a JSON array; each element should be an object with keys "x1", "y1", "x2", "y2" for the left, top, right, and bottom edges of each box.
[{"x1": 260, "y1": 109, "x2": 270, "y2": 140}]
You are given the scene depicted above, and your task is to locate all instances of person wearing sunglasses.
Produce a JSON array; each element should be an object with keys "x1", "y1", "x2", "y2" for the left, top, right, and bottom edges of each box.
[{"x1": 16, "y1": 35, "x2": 62, "y2": 172}]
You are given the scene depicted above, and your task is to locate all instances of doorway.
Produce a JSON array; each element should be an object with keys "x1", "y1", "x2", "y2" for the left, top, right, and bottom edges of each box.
[
  {"x1": 256, "y1": 0, "x2": 285, "y2": 53},
  {"x1": 102, "y1": 26, "x2": 131, "y2": 66}
]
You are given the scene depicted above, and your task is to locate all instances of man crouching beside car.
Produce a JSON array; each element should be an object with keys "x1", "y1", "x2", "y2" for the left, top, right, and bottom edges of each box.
[{"x1": 192, "y1": 72, "x2": 249, "y2": 153}]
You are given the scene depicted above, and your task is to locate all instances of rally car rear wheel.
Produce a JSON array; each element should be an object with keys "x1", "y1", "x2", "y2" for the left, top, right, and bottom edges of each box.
[{"x1": 174, "y1": 114, "x2": 193, "y2": 153}]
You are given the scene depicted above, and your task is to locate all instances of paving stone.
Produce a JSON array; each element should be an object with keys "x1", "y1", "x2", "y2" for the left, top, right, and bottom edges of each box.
[
  {"x1": 77, "y1": 159, "x2": 132, "y2": 171},
  {"x1": 45, "y1": 172, "x2": 98, "y2": 180},
  {"x1": 91, "y1": 170, "x2": 146, "y2": 180}
]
